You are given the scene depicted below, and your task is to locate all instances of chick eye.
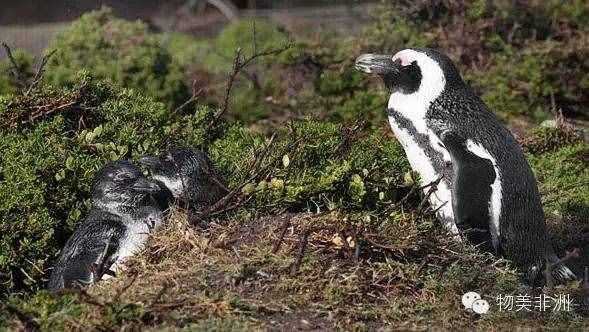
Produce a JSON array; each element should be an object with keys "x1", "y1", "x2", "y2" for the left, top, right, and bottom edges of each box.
[{"x1": 115, "y1": 172, "x2": 133, "y2": 182}]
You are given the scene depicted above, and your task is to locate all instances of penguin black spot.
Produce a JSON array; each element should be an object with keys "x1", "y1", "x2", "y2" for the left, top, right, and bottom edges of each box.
[
  {"x1": 355, "y1": 48, "x2": 577, "y2": 285},
  {"x1": 140, "y1": 148, "x2": 228, "y2": 212},
  {"x1": 48, "y1": 161, "x2": 165, "y2": 292}
]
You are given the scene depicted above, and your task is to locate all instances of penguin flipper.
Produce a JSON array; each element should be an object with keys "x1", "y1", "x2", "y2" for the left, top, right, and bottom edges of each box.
[
  {"x1": 439, "y1": 131, "x2": 499, "y2": 253},
  {"x1": 49, "y1": 218, "x2": 124, "y2": 291}
]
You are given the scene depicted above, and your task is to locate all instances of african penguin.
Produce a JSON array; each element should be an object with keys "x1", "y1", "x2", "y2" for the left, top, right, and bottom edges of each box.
[
  {"x1": 48, "y1": 160, "x2": 165, "y2": 292},
  {"x1": 140, "y1": 148, "x2": 228, "y2": 212},
  {"x1": 355, "y1": 48, "x2": 576, "y2": 285}
]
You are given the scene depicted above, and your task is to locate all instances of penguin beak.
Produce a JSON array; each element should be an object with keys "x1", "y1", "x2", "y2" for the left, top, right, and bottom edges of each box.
[
  {"x1": 132, "y1": 178, "x2": 161, "y2": 194},
  {"x1": 355, "y1": 54, "x2": 400, "y2": 75},
  {"x1": 139, "y1": 156, "x2": 162, "y2": 170}
]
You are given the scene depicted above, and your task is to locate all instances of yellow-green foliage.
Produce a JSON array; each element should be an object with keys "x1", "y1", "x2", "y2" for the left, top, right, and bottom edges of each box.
[
  {"x1": 210, "y1": 120, "x2": 410, "y2": 212},
  {"x1": 44, "y1": 8, "x2": 188, "y2": 107}
]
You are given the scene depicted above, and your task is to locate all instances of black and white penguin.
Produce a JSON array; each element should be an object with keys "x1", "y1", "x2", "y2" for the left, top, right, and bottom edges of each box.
[
  {"x1": 355, "y1": 48, "x2": 576, "y2": 284},
  {"x1": 48, "y1": 161, "x2": 165, "y2": 292},
  {"x1": 140, "y1": 148, "x2": 228, "y2": 211}
]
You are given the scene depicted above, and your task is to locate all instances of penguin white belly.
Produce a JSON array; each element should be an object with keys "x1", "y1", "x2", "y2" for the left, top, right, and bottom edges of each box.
[
  {"x1": 102, "y1": 221, "x2": 152, "y2": 280},
  {"x1": 388, "y1": 116, "x2": 458, "y2": 234}
]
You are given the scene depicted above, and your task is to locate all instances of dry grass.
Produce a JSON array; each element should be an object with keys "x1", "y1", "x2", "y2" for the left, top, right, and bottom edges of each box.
[{"x1": 13, "y1": 205, "x2": 573, "y2": 330}]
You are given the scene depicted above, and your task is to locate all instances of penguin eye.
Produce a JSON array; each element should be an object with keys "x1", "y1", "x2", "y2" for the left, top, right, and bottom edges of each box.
[{"x1": 115, "y1": 172, "x2": 134, "y2": 182}]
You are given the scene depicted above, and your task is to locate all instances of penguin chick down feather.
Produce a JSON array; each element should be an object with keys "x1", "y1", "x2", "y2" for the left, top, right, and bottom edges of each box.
[
  {"x1": 48, "y1": 161, "x2": 165, "y2": 292},
  {"x1": 355, "y1": 48, "x2": 577, "y2": 285},
  {"x1": 140, "y1": 148, "x2": 228, "y2": 212}
]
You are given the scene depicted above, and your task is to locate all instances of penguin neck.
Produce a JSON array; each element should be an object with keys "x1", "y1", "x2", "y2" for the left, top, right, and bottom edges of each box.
[{"x1": 94, "y1": 199, "x2": 142, "y2": 219}]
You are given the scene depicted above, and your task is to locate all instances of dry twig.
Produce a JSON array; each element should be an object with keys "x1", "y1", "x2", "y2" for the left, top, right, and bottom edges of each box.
[{"x1": 207, "y1": 43, "x2": 293, "y2": 131}]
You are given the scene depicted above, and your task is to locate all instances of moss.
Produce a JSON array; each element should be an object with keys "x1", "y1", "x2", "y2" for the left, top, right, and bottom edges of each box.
[{"x1": 44, "y1": 8, "x2": 188, "y2": 108}]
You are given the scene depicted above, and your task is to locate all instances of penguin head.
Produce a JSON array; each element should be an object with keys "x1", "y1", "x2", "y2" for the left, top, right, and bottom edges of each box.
[
  {"x1": 91, "y1": 160, "x2": 161, "y2": 213},
  {"x1": 140, "y1": 148, "x2": 227, "y2": 206},
  {"x1": 140, "y1": 148, "x2": 203, "y2": 200},
  {"x1": 355, "y1": 48, "x2": 463, "y2": 101}
]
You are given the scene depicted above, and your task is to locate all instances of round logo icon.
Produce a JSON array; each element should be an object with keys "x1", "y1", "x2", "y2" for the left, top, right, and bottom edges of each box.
[
  {"x1": 471, "y1": 299, "x2": 490, "y2": 314},
  {"x1": 461, "y1": 291, "x2": 481, "y2": 309}
]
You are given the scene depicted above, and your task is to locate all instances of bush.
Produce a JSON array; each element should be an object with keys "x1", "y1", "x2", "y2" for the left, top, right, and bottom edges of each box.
[
  {"x1": 0, "y1": 49, "x2": 34, "y2": 96},
  {"x1": 44, "y1": 8, "x2": 189, "y2": 108},
  {"x1": 210, "y1": 120, "x2": 410, "y2": 212}
]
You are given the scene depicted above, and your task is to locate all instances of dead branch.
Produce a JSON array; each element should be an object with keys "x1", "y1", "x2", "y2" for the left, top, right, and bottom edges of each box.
[
  {"x1": 194, "y1": 133, "x2": 278, "y2": 222},
  {"x1": 113, "y1": 274, "x2": 138, "y2": 302},
  {"x1": 148, "y1": 282, "x2": 170, "y2": 307},
  {"x1": 290, "y1": 230, "x2": 311, "y2": 276},
  {"x1": 416, "y1": 177, "x2": 443, "y2": 216},
  {"x1": 173, "y1": 80, "x2": 203, "y2": 114},
  {"x1": 543, "y1": 248, "x2": 581, "y2": 287},
  {"x1": 272, "y1": 217, "x2": 292, "y2": 253},
  {"x1": 1, "y1": 42, "x2": 26, "y2": 88},
  {"x1": 207, "y1": 43, "x2": 293, "y2": 131},
  {"x1": 26, "y1": 49, "x2": 56, "y2": 95},
  {"x1": 384, "y1": 176, "x2": 443, "y2": 216},
  {"x1": 334, "y1": 118, "x2": 367, "y2": 157}
]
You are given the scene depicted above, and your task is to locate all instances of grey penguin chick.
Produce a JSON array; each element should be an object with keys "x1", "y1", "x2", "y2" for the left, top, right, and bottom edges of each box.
[
  {"x1": 355, "y1": 48, "x2": 576, "y2": 285},
  {"x1": 48, "y1": 160, "x2": 164, "y2": 292},
  {"x1": 140, "y1": 148, "x2": 228, "y2": 212}
]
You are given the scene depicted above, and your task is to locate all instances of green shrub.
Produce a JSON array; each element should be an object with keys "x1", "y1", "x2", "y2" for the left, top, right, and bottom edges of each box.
[
  {"x1": 213, "y1": 20, "x2": 289, "y2": 67},
  {"x1": 44, "y1": 8, "x2": 188, "y2": 108},
  {"x1": 0, "y1": 49, "x2": 34, "y2": 96},
  {"x1": 210, "y1": 120, "x2": 410, "y2": 212}
]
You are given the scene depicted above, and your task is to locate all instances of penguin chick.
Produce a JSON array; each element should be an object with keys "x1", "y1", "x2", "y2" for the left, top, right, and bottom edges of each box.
[
  {"x1": 48, "y1": 161, "x2": 164, "y2": 292},
  {"x1": 140, "y1": 148, "x2": 228, "y2": 212},
  {"x1": 355, "y1": 48, "x2": 577, "y2": 285}
]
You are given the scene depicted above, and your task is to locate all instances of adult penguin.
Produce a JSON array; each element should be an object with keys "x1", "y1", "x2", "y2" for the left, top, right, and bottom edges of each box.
[{"x1": 355, "y1": 48, "x2": 576, "y2": 284}]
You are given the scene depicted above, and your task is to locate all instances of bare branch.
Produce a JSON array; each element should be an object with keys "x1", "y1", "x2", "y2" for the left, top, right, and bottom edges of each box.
[
  {"x1": 26, "y1": 49, "x2": 56, "y2": 95},
  {"x1": 207, "y1": 43, "x2": 293, "y2": 131}
]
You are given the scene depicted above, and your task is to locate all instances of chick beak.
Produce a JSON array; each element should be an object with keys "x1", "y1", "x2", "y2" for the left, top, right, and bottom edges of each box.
[
  {"x1": 139, "y1": 156, "x2": 162, "y2": 170},
  {"x1": 131, "y1": 178, "x2": 161, "y2": 194}
]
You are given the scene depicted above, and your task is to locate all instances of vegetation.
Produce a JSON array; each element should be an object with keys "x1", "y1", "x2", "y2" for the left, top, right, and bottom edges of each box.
[
  {"x1": 44, "y1": 8, "x2": 189, "y2": 108},
  {"x1": 1, "y1": 1, "x2": 588, "y2": 330}
]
